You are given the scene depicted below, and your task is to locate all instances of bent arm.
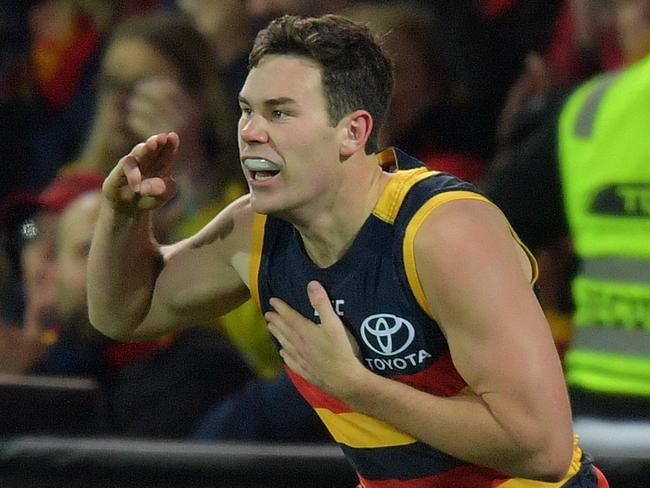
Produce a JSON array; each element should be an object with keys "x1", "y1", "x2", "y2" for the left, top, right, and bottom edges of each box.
[
  {"x1": 341, "y1": 200, "x2": 574, "y2": 480},
  {"x1": 88, "y1": 133, "x2": 254, "y2": 341},
  {"x1": 87, "y1": 202, "x2": 159, "y2": 340},
  {"x1": 88, "y1": 194, "x2": 254, "y2": 342}
]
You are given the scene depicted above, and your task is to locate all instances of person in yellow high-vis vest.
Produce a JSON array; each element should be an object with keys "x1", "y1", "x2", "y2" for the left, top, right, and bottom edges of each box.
[
  {"x1": 482, "y1": 1, "x2": 650, "y2": 423},
  {"x1": 558, "y1": 41, "x2": 650, "y2": 419}
]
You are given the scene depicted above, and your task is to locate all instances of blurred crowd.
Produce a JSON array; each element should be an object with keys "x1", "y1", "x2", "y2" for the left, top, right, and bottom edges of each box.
[{"x1": 0, "y1": 0, "x2": 648, "y2": 444}]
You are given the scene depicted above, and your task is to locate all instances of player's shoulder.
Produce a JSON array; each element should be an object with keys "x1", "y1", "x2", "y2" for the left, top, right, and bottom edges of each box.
[{"x1": 413, "y1": 197, "x2": 511, "y2": 256}]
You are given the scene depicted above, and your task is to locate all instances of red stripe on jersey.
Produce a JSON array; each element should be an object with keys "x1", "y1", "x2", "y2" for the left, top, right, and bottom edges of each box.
[
  {"x1": 357, "y1": 463, "x2": 507, "y2": 487},
  {"x1": 390, "y1": 353, "x2": 467, "y2": 397},
  {"x1": 286, "y1": 367, "x2": 352, "y2": 413}
]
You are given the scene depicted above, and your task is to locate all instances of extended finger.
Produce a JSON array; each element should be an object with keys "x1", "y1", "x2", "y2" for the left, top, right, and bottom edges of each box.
[
  {"x1": 156, "y1": 133, "x2": 179, "y2": 178},
  {"x1": 130, "y1": 133, "x2": 167, "y2": 169},
  {"x1": 121, "y1": 154, "x2": 143, "y2": 192},
  {"x1": 266, "y1": 314, "x2": 309, "y2": 376},
  {"x1": 306, "y1": 281, "x2": 338, "y2": 325},
  {"x1": 269, "y1": 297, "x2": 312, "y2": 327},
  {"x1": 138, "y1": 177, "x2": 177, "y2": 209},
  {"x1": 278, "y1": 348, "x2": 308, "y2": 379},
  {"x1": 265, "y1": 310, "x2": 298, "y2": 345}
]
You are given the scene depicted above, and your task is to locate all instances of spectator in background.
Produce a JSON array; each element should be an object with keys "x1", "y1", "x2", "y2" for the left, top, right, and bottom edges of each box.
[
  {"x1": 0, "y1": 172, "x2": 255, "y2": 438},
  {"x1": 70, "y1": 11, "x2": 241, "y2": 240},
  {"x1": 0, "y1": 190, "x2": 53, "y2": 373},
  {"x1": 478, "y1": 0, "x2": 626, "y2": 354},
  {"x1": 60, "y1": 11, "x2": 282, "y2": 379},
  {"x1": 556, "y1": 0, "x2": 650, "y2": 422},
  {"x1": 0, "y1": 189, "x2": 45, "y2": 329},
  {"x1": 481, "y1": 0, "x2": 650, "y2": 423},
  {"x1": 343, "y1": 2, "x2": 488, "y2": 182},
  {"x1": 543, "y1": 0, "x2": 624, "y2": 88}
]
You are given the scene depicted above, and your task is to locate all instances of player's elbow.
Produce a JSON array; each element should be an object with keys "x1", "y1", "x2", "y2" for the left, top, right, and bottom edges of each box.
[
  {"x1": 87, "y1": 302, "x2": 140, "y2": 342},
  {"x1": 88, "y1": 311, "x2": 130, "y2": 342},
  {"x1": 520, "y1": 431, "x2": 574, "y2": 482}
]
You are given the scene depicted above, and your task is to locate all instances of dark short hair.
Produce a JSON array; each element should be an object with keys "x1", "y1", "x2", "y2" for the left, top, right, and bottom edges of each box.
[{"x1": 249, "y1": 14, "x2": 394, "y2": 153}]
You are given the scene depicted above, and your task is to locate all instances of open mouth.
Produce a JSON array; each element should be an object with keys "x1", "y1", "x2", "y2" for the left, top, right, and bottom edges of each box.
[{"x1": 243, "y1": 158, "x2": 281, "y2": 181}]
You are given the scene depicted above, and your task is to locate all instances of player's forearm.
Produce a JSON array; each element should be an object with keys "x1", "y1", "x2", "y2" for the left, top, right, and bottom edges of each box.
[
  {"x1": 341, "y1": 370, "x2": 573, "y2": 481},
  {"x1": 87, "y1": 202, "x2": 161, "y2": 339}
]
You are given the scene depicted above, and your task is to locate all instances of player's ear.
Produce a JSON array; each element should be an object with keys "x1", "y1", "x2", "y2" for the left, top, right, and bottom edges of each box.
[{"x1": 339, "y1": 110, "x2": 373, "y2": 157}]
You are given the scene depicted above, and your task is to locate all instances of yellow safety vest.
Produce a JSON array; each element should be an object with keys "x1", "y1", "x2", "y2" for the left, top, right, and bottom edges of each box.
[{"x1": 558, "y1": 55, "x2": 650, "y2": 397}]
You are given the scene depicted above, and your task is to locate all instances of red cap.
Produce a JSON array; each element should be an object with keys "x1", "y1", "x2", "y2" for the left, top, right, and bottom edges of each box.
[{"x1": 38, "y1": 170, "x2": 106, "y2": 213}]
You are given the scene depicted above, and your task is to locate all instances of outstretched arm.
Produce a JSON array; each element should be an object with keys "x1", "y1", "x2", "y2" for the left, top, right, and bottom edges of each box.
[
  {"x1": 266, "y1": 199, "x2": 574, "y2": 481},
  {"x1": 87, "y1": 133, "x2": 251, "y2": 341}
]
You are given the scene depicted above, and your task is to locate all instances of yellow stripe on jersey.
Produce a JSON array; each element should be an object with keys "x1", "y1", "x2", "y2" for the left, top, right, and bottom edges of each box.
[
  {"x1": 315, "y1": 408, "x2": 416, "y2": 448},
  {"x1": 403, "y1": 191, "x2": 491, "y2": 318},
  {"x1": 403, "y1": 191, "x2": 539, "y2": 318},
  {"x1": 248, "y1": 212, "x2": 267, "y2": 309},
  {"x1": 373, "y1": 168, "x2": 436, "y2": 224},
  {"x1": 499, "y1": 437, "x2": 582, "y2": 487},
  {"x1": 511, "y1": 232, "x2": 539, "y2": 285}
]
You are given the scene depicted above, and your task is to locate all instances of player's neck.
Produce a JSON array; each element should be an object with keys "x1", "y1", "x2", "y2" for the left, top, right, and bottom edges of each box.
[{"x1": 296, "y1": 158, "x2": 389, "y2": 268}]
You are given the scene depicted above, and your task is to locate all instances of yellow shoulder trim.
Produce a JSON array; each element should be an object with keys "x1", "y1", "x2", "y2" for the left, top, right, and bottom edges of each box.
[
  {"x1": 314, "y1": 408, "x2": 416, "y2": 448},
  {"x1": 248, "y1": 212, "x2": 267, "y2": 309},
  {"x1": 373, "y1": 168, "x2": 435, "y2": 224},
  {"x1": 403, "y1": 192, "x2": 538, "y2": 319}
]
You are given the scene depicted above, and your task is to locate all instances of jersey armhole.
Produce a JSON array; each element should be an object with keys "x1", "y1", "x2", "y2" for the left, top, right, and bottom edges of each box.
[
  {"x1": 403, "y1": 191, "x2": 538, "y2": 319},
  {"x1": 248, "y1": 212, "x2": 267, "y2": 309}
]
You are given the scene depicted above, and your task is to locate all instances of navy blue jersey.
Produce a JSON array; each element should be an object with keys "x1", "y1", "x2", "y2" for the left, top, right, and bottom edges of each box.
[{"x1": 248, "y1": 148, "x2": 588, "y2": 487}]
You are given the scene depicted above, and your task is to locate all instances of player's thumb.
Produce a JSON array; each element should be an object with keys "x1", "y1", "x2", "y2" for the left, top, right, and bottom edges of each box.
[{"x1": 307, "y1": 281, "x2": 337, "y2": 324}]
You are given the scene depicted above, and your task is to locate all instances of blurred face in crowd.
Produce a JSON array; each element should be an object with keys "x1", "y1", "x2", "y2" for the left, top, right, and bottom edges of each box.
[
  {"x1": 56, "y1": 191, "x2": 101, "y2": 322},
  {"x1": 98, "y1": 37, "x2": 183, "y2": 158},
  {"x1": 614, "y1": 0, "x2": 650, "y2": 61}
]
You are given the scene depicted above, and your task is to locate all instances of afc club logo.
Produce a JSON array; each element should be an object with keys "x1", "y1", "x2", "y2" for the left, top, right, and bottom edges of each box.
[{"x1": 360, "y1": 313, "x2": 415, "y2": 356}]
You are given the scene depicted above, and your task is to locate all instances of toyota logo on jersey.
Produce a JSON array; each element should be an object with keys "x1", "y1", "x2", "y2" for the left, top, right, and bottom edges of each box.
[{"x1": 360, "y1": 313, "x2": 415, "y2": 356}]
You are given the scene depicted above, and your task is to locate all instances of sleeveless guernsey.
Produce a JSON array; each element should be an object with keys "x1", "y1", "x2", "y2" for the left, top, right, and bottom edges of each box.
[{"x1": 249, "y1": 148, "x2": 586, "y2": 487}]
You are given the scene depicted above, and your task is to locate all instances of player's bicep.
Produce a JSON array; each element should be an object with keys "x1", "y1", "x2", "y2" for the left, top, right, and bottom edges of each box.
[
  {"x1": 129, "y1": 198, "x2": 254, "y2": 340},
  {"x1": 413, "y1": 199, "x2": 555, "y2": 397}
]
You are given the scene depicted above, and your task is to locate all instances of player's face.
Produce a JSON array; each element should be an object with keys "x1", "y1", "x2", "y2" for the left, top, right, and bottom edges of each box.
[{"x1": 238, "y1": 55, "x2": 345, "y2": 219}]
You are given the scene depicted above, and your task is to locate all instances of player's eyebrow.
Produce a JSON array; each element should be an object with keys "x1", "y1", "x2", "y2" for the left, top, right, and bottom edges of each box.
[{"x1": 238, "y1": 95, "x2": 299, "y2": 108}]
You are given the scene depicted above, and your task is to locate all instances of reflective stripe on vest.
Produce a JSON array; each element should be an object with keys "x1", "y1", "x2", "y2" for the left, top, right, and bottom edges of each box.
[
  {"x1": 572, "y1": 257, "x2": 650, "y2": 332},
  {"x1": 565, "y1": 349, "x2": 650, "y2": 396},
  {"x1": 569, "y1": 327, "x2": 650, "y2": 357},
  {"x1": 580, "y1": 257, "x2": 650, "y2": 283},
  {"x1": 573, "y1": 72, "x2": 621, "y2": 137}
]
